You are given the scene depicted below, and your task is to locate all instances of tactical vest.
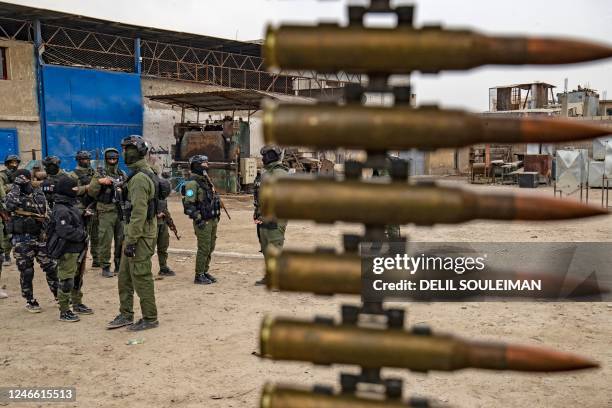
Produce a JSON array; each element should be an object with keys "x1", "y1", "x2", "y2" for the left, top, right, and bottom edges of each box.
[
  {"x1": 7, "y1": 191, "x2": 46, "y2": 235},
  {"x1": 187, "y1": 176, "x2": 221, "y2": 221},
  {"x1": 121, "y1": 169, "x2": 161, "y2": 223},
  {"x1": 96, "y1": 168, "x2": 126, "y2": 205}
]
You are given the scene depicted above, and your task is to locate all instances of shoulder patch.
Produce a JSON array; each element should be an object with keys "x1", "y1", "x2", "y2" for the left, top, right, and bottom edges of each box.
[{"x1": 185, "y1": 189, "x2": 195, "y2": 197}]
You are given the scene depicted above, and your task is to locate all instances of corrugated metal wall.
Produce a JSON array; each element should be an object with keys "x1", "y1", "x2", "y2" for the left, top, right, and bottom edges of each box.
[
  {"x1": 0, "y1": 128, "x2": 19, "y2": 160},
  {"x1": 42, "y1": 65, "x2": 143, "y2": 170}
]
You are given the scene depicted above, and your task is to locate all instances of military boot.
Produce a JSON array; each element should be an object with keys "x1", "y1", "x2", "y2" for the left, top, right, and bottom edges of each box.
[
  {"x1": 159, "y1": 266, "x2": 176, "y2": 277},
  {"x1": 194, "y1": 274, "x2": 212, "y2": 285},
  {"x1": 102, "y1": 266, "x2": 113, "y2": 278},
  {"x1": 59, "y1": 310, "x2": 80, "y2": 322},
  {"x1": 204, "y1": 272, "x2": 217, "y2": 283}
]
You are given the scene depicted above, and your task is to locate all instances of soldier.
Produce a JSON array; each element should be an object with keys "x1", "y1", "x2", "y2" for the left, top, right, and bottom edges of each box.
[
  {"x1": 41, "y1": 156, "x2": 70, "y2": 208},
  {"x1": 153, "y1": 170, "x2": 175, "y2": 277},
  {"x1": 106, "y1": 135, "x2": 159, "y2": 331},
  {"x1": 182, "y1": 155, "x2": 220, "y2": 285},
  {"x1": 4, "y1": 169, "x2": 58, "y2": 312},
  {"x1": 70, "y1": 150, "x2": 100, "y2": 268},
  {"x1": 254, "y1": 145, "x2": 289, "y2": 286},
  {"x1": 0, "y1": 181, "x2": 6, "y2": 299},
  {"x1": 49, "y1": 176, "x2": 93, "y2": 322},
  {"x1": 88, "y1": 148, "x2": 126, "y2": 278},
  {"x1": 372, "y1": 155, "x2": 401, "y2": 240},
  {"x1": 1, "y1": 154, "x2": 20, "y2": 266}
]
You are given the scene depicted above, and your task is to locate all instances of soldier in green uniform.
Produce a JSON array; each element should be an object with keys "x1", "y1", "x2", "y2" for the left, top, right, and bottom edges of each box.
[
  {"x1": 70, "y1": 151, "x2": 100, "y2": 267},
  {"x1": 253, "y1": 145, "x2": 289, "y2": 286},
  {"x1": 182, "y1": 155, "x2": 220, "y2": 285},
  {"x1": 152, "y1": 169, "x2": 175, "y2": 277},
  {"x1": 41, "y1": 156, "x2": 70, "y2": 208},
  {"x1": 0, "y1": 154, "x2": 20, "y2": 265},
  {"x1": 88, "y1": 148, "x2": 126, "y2": 278},
  {"x1": 49, "y1": 176, "x2": 93, "y2": 322},
  {"x1": 107, "y1": 135, "x2": 159, "y2": 331}
]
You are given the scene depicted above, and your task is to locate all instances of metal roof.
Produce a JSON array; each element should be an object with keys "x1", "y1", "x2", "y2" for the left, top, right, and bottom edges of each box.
[
  {"x1": 490, "y1": 82, "x2": 557, "y2": 89},
  {"x1": 0, "y1": 1, "x2": 261, "y2": 56},
  {"x1": 147, "y1": 89, "x2": 313, "y2": 113}
]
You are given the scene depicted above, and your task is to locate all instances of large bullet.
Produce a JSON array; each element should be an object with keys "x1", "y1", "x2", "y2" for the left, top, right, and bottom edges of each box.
[
  {"x1": 261, "y1": 383, "x2": 450, "y2": 408},
  {"x1": 260, "y1": 177, "x2": 608, "y2": 225},
  {"x1": 264, "y1": 25, "x2": 612, "y2": 73},
  {"x1": 266, "y1": 249, "x2": 608, "y2": 299},
  {"x1": 260, "y1": 317, "x2": 599, "y2": 372},
  {"x1": 263, "y1": 103, "x2": 612, "y2": 150}
]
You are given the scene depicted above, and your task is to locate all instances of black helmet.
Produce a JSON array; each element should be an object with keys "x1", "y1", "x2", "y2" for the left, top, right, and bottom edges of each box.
[
  {"x1": 75, "y1": 150, "x2": 92, "y2": 160},
  {"x1": 104, "y1": 148, "x2": 120, "y2": 160},
  {"x1": 4, "y1": 154, "x2": 21, "y2": 166},
  {"x1": 189, "y1": 155, "x2": 208, "y2": 167},
  {"x1": 260, "y1": 145, "x2": 281, "y2": 165},
  {"x1": 121, "y1": 135, "x2": 149, "y2": 157},
  {"x1": 42, "y1": 155, "x2": 61, "y2": 167}
]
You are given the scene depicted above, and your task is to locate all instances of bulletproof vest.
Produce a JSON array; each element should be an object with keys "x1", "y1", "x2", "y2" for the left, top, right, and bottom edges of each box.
[
  {"x1": 73, "y1": 167, "x2": 95, "y2": 207},
  {"x1": 190, "y1": 176, "x2": 221, "y2": 221},
  {"x1": 7, "y1": 190, "x2": 46, "y2": 235},
  {"x1": 96, "y1": 167, "x2": 126, "y2": 205},
  {"x1": 121, "y1": 169, "x2": 160, "y2": 223}
]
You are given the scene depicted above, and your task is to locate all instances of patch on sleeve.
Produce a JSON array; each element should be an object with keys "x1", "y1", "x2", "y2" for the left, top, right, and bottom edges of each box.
[
  {"x1": 60, "y1": 219, "x2": 67, "y2": 225},
  {"x1": 186, "y1": 189, "x2": 195, "y2": 197}
]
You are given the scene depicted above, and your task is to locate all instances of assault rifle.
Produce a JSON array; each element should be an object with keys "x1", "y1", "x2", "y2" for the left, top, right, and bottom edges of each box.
[{"x1": 203, "y1": 173, "x2": 231, "y2": 220}]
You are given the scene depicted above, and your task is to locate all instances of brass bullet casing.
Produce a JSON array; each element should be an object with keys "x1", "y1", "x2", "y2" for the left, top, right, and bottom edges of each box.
[
  {"x1": 260, "y1": 317, "x2": 599, "y2": 372},
  {"x1": 265, "y1": 249, "x2": 609, "y2": 299},
  {"x1": 264, "y1": 25, "x2": 612, "y2": 73},
  {"x1": 260, "y1": 177, "x2": 608, "y2": 226},
  {"x1": 260, "y1": 383, "x2": 450, "y2": 408},
  {"x1": 263, "y1": 103, "x2": 612, "y2": 150}
]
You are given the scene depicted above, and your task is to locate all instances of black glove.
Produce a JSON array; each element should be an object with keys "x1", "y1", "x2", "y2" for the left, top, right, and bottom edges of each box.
[
  {"x1": 124, "y1": 243, "x2": 136, "y2": 257},
  {"x1": 196, "y1": 219, "x2": 207, "y2": 229}
]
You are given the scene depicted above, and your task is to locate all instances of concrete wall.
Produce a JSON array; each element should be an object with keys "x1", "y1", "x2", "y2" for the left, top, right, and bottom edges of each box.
[{"x1": 0, "y1": 39, "x2": 41, "y2": 158}]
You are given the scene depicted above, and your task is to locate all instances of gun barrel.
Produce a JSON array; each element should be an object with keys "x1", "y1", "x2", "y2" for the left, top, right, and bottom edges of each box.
[
  {"x1": 263, "y1": 103, "x2": 611, "y2": 150},
  {"x1": 261, "y1": 383, "x2": 450, "y2": 408},
  {"x1": 260, "y1": 177, "x2": 607, "y2": 225},
  {"x1": 260, "y1": 317, "x2": 598, "y2": 372},
  {"x1": 264, "y1": 25, "x2": 612, "y2": 73}
]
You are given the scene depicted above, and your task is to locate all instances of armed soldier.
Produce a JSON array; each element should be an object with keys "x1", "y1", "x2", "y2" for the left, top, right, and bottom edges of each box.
[
  {"x1": 107, "y1": 135, "x2": 159, "y2": 331},
  {"x1": 1, "y1": 154, "x2": 20, "y2": 265},
  {"x1": 254, "y1": 145, "x2": 289, "y2": 285},
  {"x1": 182, "y1": 155, "x2": 220, "y2": 285},
  {"x1": 49, "y1": 176, "x2": 93, "y2": 322},
  {"x1": 88, "y1": 148, "x2": 126, "y2": 278},
  {"x1": 40, "y1": 156, "x2": 69, "y2": 208},
  {"x1": 70, "y1": 150, "x2": 100, "y2": 268},
  {"x1": 153, "y1": 169, "x2": 175, "y2": 277},
  {"x1": 0, "y1": 181, "x2": 6, "y2": 299},
  {"x1": 4, "y1": 169, "x2": 58, "y2": 312}
]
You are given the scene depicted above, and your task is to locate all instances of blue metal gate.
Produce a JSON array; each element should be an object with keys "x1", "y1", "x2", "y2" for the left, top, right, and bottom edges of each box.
[
  {"x1": 0, "y1": 128, "x2": 19, "y2": 162},
  {"x1": 41, "y1": 65, "x2": 143, "y2": 170}
]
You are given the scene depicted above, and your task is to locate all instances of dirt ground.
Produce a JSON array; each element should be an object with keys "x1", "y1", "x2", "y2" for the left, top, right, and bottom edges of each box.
[{"x1": 1, "y1": 178, "x2": 611, "y2": 408}]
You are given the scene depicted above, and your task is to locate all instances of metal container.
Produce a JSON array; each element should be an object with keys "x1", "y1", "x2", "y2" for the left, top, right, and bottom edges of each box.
[
  {"x1": 524, "y1": 154, "x2": 552, "y2": 179},
  {"x1": 593, "y1": 137, "x2": 612, "y2": 160},
  {"x1": 519, "y1": 172, "x2": 538, "y2": 188},
  {"x1": 578, "y1": 149, "x2": 590, "y2": 183},
  {"x1": 556, "y1": 150, "x2": 583, "y2": 194},
  {"x1": 588, "y1": 160, "x2": 604, "y2": 188}
]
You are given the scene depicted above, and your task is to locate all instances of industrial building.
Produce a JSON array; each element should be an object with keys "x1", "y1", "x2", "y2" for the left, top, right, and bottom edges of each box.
[{"x1": 0, "y1": 2, "x2": 356, "y2": 173}]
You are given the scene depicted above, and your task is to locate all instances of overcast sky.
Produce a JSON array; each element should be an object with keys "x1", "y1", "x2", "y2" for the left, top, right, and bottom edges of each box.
[{"x1": 6, "y1": 0, "x2": 612, "y2": 110}]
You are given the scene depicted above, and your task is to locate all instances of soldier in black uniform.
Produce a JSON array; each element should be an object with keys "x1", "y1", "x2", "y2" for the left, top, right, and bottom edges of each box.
[
  {"x1": 4, "y1": 169, "x2": 58, "y2": 312},
  {"x1": 41, "y1": 156, "x2": 70, "y2": 208}
]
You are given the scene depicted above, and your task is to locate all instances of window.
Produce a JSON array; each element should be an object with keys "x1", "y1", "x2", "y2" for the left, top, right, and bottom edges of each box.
[{"x1": 0, "y1": 48, "x2": 7, "y2": 80}]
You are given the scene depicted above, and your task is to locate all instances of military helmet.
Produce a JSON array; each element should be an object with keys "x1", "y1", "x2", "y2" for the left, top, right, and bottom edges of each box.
[
  {"x1": 260, "y1": 145, "x2": 281, "y2": 157},
  {"x1": 189, "y1": 155, "x2": 209, "y2": 167},
  {"x1": 75, "y1": 150, "x2": 92, "y2": 160},
  {"x1": 121, "y1": 135, "x2": 149, "y2": 157},
  {"x1": 4, "y1": 154, "x2": 21, "y2": 166},
  {"x1": 104, "y1": 148, "x2": 120, "y2": 160},
  {"x1": 42, "y1": 155, "x2": 61, "y2": 167}
]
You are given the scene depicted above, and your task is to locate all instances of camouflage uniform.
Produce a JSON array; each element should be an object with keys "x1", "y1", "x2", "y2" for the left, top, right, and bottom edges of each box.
[
  {"x1": 70, "y1": 164, "x2": 100, "y2": 266},
  {"x1": 0, "y1": 168, "x2": 16, "y2": 260},
  {"x1": 4, "y1": 179, "x2": 58, "y2": 303},
  {"x1": 254, "y1": 160, "x2": 289, "y2": 259},
  {"x1": 88, "y1": 150, "x2": 126, "y2": 275}
]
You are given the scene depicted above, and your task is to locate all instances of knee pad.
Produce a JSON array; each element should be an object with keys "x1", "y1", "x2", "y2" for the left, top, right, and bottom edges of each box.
[{"x1": 60, "y1": 278, "x2": 74, "y2": 293}]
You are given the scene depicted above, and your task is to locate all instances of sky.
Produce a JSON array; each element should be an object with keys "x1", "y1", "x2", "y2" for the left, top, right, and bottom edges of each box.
[{"x1": 5, "y1": 0, "x2": 612, "y2": 111}]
